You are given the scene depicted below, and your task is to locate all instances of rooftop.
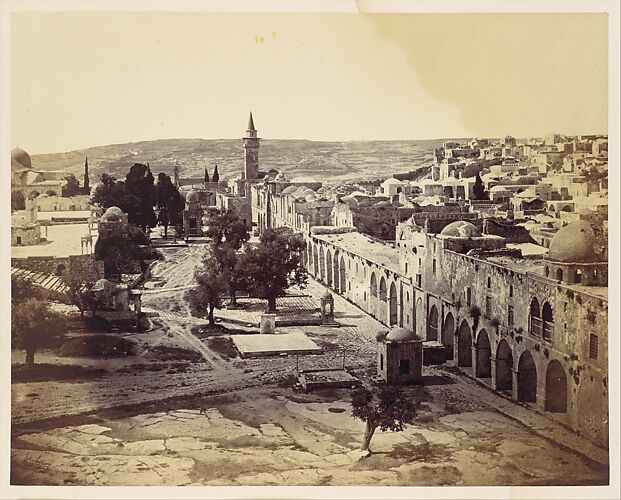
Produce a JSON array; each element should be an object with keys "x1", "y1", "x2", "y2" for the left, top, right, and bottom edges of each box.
[
  {"x1": 313, "y1": 231, "x2": 401, "y2": 274},
  {"x1": 11, "y1": 223, "x2": 98, "y2": 258}
]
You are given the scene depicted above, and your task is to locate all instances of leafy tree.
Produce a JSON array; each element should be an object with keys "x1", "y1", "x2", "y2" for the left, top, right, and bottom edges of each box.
[
  {"x1": 239, "y1": 229, "x2": 307, "y2": 312},
  {"x1": 11, "y1": 190, "x2": 25, "y2": 211},
  {"x1": 11, "y1": 276, "x2": 42, "y2": 303},
  {"x1": 12, "y1": 298, "x2": 67, "y2": 368},
  {"x1": 205, "y1": 208, "x2": 250, "y2": 249},
  {"x1": 91, "y1": 174, "x2": 135, "y2": 213},
  {"x1": 156, "y1": 172, "x2": 185, "y2": 240},
  {"x1": 66, "y1": 277, "x2": 94, "y2": 318},
  {"x1": 185, "y1": 255, "x2": 227, "y2": 326},
  {"x1": 351, "y1": 386, "x2": 417, "y2": 452},
  {"x1": 62, "y1": 174, "x2": 81, "y2": 197},
  {"x1": 204, "y1": 208, "x2": 250, "y2": 306},
  {"x1": 472, "y1": 172, "x2": 489, "y2": 200}
]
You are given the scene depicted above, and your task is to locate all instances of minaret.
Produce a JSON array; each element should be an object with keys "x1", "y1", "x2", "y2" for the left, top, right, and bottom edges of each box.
[
  {"x1": 204, "y1": 166, "x2": 210, "y2": 183},
  {"x1": 212, "y1": 164, "x2": 220, "y2": 183},
  {"x1": 83, "y1": 157, "x2": 90, "y2": 192},
  {"x1": 173, "y1": 158, "x2": 180, "y2": 188},
  {"x1": 243, "y1": 112, "x2": 260, "y2": 181}
]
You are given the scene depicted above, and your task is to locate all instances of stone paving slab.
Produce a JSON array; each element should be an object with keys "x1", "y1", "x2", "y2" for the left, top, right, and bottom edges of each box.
[{"x1": 231, "y1": 331, "x2": 322, "y2": 358}]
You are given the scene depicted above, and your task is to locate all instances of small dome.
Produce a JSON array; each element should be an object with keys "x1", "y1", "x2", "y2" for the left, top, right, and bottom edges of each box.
[
  {"x1": 490, "y1": 185, "x2": 510, "y2": 193},
  {"x1": 547, "y1": 221, "x2": 607, "y2": 263},
  {"x1": 516, "y1": 188, "x2": 537, "y2": 198},
  {"x1": 386, "y1": 327, "x2": 419, "y2": 342},
  {"x1": 101, "y1": 206, "x2": 125, "y2": 221},
  {"x1": 185, "y1": 190, "x2": 199, "y2": 203},
  {"x1": 440, "y1": 220, "x2": 482, "y2": 238},
  {"x1": 281, "y1": 185, "x2": 297, "y2": 195},
  {"x1": 12, "y1": 147, "x2": 32, "y2": 169},
  {"x1": 382, "y1": 177, "x2": 403, "y2": 186},
  {"x1": 305, "y1": 193, "x2": 317, "y2": 202},
  {"x1": 321, "y1": 290, "x2": 332, "y2": 300},
  {"x1": 92, "y1": 279, "x2": 113, "y2": 293},
  {"x1": 37, "y1": 193, "x2": 49, "y2": 198}
]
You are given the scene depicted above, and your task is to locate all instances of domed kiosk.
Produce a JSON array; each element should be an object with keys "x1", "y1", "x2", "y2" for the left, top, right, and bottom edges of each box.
[
  {"x1": 377, "y1": 326, "x2": 423, "y2": 385},
  {"x1": 544, "y1": 221, "x2": 607, "y2": 285}
]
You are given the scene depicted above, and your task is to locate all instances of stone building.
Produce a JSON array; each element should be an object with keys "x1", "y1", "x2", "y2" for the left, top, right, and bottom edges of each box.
[
  {"x1": 183, "y1": 189, "x2": 204, "y2": 237},
  {"x1": 225, "y1": 122, "x2": 608, "y2": 446},
  {"x1": 377, "y1": 326, "x2": 423, "y2": 385}
]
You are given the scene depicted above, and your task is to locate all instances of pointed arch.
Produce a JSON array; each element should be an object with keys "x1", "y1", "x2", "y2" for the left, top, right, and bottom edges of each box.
[
  {"x1": 319, "y1": 246, "x2": 325, "y2": 282},
  {"x1": 326, "y1": 249, "x2": 333, "y2": 287},
  {"x1": 545, "y1": 360, "x2": 567, "y2": 413},
  {"x1": 476, "y1": 329, "x2": 492, "y2": 378},
  {"x1": 518, "y1": 350, "x2": 537, "y2": 403},
  {"x1": 427, "y1": 305, "x2": 439, "y2": 341},
  {"x1": 389, "y1": 281, "x2": 398, "y2": 325},
  {"x1": 457, "y1": 320, "x2": 473, "y2": 367},
  {"x1": 339, "y1": 255, "x2": 347, "y2": 296},
  {"x1": 529, "y1": 297, "x2": 542, "y2": 337},
  {"x1": 379, "y1": 277, "x2": 387, "y2": 302},
  {"x1": 496, "y1": 340, "x2": 513, "y2": 391},
  {"x1": 542, "y1": 302, "x2": 554, "y2": 341},
  {"x1": 442, "y1": 312, "x2": 455, "y2": 360},
  {"x1": 370, "y1": 272, "x2": 377, "y2": 297}
]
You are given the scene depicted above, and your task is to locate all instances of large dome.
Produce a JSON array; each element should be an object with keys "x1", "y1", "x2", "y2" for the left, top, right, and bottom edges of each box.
[
  {"x1": 386, "y1": 327, "x2": 420, "y2": 342},
  {"x1": 547, "y1": 221, "x2": 607, "y2": 263},
  {"x1": 440, "y1": 220, "x2": 482, "y2": 238},
  {"x1": 12, "y1": 147, "x2": 32, "y2": 169}
]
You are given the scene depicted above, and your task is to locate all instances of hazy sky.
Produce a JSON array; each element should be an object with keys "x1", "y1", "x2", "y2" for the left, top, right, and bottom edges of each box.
[{"x1": 11, "y1": 12, "x2": 608, "y2": 154}]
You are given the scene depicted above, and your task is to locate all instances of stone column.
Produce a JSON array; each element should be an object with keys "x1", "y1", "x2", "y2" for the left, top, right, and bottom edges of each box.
[
  {"x1": 471, "y1": 345, "x2": 478, "y2": 377},
  {"x1": 511, "y1": 368, "x2": 519, "y2": 401},
  {"x1": 490, "y1": 356, "x2": 497, "y2": 389}
]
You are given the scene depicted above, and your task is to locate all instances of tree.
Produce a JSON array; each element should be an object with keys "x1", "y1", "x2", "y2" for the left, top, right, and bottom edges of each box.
[
  {"x1": 351, "y1": 386, "x2": 417, "y2": 452},
  {"x1": 204, "y1": 208, "x2": 250, "y2": 306},
  {"x1": 185, "y1": 255, "x2": 227, "y2": 326},
  {"x1": 205, "y1": 208, "x2": 250, "y2": 251},
  {"x1": 125, "y1": 163, "x2": 157, "y2": 231},
  {"x1": 12, "y1": 298, "x2": 67, "y2": 368},
  {"x1": 94, "y1": 235, "x2": 143, "y2": 279},
  {"x1": 156, "y1": 172, "x2": 185, "y2": 240},
  {"x1": 11, "y1": 190, "x2": 25, "y2": 211},
  {"x1": 62, "y1": 174, "x2": 81, "y2": 197},
  {"x1": 472, "y1": 172, "x2": 488, "y2": 200},
  {"x1": 239, "y1": 229, "x2": 307, "y2": 312},
  {"x1": 91, "y1": 174, "x2": 135, "y2": 213},
  {"x1": 66, "y1": 277, "x2": 94, "y2": 318}
]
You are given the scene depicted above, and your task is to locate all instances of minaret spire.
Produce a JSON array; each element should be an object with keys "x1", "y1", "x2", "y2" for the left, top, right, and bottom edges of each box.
[
  {"x1": 212, "y1": 164, "x2": 219, "y2": 183},
  {"x1": 247, "y1": 111, "x2": 255, "y2": 131},
  {"x1": 204, "y1": 166, "x2": 210, "y2": 183},
  {"x1": 243, "y1": 112, "x2": 259, "y2": 181}
]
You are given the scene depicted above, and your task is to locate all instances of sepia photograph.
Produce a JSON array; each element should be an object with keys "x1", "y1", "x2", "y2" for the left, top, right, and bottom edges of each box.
[{"x1": 1, "y1": 1, "x2": 619, "y2": 499}]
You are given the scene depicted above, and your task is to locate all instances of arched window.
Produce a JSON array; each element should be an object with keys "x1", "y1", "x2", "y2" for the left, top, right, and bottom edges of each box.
[
  {"x1": 542, "y1": 302, "x2": 554, "y2": 341},
  {"x1": 530, "y1": 297, "x2": 542, "y2": 337},
  {"x1": 575, "y1": 269, "x2": 582, "y2": 284},
  {"x1": 556, "y1": 268, "x2": 563, "y2": 282}
]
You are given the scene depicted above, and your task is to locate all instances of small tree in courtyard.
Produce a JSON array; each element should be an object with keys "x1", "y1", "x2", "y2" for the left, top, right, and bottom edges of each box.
[
  {"x1": 62, "y1": 174, "x2": 81, "y2": 197},
  {"x1": 185, "y1": 255, "x2": 227, "y2": 326},
  {"x1": 12, "y1": 298, "x2": 67, "y2": 368},
  {"x1": 205, "y1": 208, "x2": 250, "y2": 306},
  {"x1": 239, "y1": 229, "x2": 307, "y2": 312},
  {"x1": 351, "y1": 385, "x2": 417, "y2": 452}
]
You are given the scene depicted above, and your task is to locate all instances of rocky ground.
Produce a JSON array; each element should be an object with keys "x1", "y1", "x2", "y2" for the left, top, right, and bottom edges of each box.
[{"x1": 11, "y1": 243, "x2": 610, "y2": 486}]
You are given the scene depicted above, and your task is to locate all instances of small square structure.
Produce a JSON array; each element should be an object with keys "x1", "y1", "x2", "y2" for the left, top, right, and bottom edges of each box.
[
  {"x1": 377, "y1": 327, "x2": 423, "y2": 385},
  {"x1": 231, "y1": 331, "x2": 322, "y2": 358}
]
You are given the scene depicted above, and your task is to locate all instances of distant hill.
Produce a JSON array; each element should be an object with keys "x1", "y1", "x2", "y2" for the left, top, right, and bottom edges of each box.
[{"x1": 29, "y1": 138, "x2": 443, "y2": 185}]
